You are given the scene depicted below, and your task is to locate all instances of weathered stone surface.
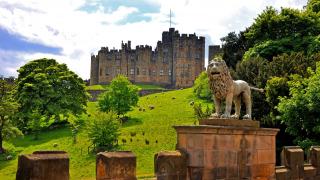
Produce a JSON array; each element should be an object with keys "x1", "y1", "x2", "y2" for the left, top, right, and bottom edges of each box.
[
  {"x1": 310, "y1": 146, "x2": 320, "y2": 175},
  {"x1": 199, "y1": 118, "x2": 260, "y2": 128},
  {"x1": 154, "y1": 151, "x2": 187, "y2": 180},
  {"x1": 90, "y1": 28, "x2": 205, "y2": 88},
  {"x1": 281, "y1": 146, "x2": 304, "y2": 179},
  {"x1": 275, "y1": 166, "x2": 290, "y2": 180},
  {"x1": 174, "y1": 122, "x2": 278, "y2": 180},
  {"x1": 96, "y1": 151, "x2": 136, "y2": 180},
  {"x1": 16, "y1": 151, "x2": 69, "y2": 180}
]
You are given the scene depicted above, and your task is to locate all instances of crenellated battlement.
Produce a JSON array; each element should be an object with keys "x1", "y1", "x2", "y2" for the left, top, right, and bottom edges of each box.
[{"x1": 90, "y1": 28, "x2": 205, "y2": 87}]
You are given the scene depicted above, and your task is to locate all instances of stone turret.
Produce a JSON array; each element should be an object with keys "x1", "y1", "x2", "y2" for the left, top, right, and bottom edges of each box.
[{"x1": 89, "y1": 28, "x2": 205, "y2": 88}]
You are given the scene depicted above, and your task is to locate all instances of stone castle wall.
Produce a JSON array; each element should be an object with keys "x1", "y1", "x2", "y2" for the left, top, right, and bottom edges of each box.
[{"x1": 90, "y1": 28, "x2": 205, "y2": 88}]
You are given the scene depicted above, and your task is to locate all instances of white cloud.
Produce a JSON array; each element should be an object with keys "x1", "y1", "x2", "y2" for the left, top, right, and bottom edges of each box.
[{"x1": 0, "y1": 0, "x2": 307, "y2": 79}]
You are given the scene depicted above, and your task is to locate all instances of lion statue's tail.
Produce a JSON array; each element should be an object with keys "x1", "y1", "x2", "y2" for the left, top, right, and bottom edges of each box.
[{"x1": 250, "y1": 86, "x2": 264, "y2": 93}]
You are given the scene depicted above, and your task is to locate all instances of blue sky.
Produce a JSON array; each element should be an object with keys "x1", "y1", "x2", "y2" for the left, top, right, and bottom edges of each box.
[{"x1": 0, "y1": 0, "x2": 307, "y2": 79}]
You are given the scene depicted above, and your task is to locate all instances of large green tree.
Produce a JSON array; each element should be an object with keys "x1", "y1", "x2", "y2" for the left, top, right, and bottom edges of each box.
[
  {"x1": 0, "y1": 79, "x2": 22, "y2": 153},
  {"x1": 277, "y1": 63, "x2": 320, "y2": 148},
  {"x1": 98, "y1": 75, "x2": 138, "y2": 117},
  {"x1": 16, "y1": 58, "x2": 89, "y2": 138},
  {"x1": 243, "y1": 5, "x2": 320, "y2": 60}
]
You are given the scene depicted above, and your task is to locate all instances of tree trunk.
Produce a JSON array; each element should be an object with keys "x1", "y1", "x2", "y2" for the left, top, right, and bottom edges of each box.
[{"x1": 0, "y1": 128, "x2": 4, "y2": 154}]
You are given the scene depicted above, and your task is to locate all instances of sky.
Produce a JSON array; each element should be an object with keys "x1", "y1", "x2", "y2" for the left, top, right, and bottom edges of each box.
[{"x1": 0, "y1": 0, "x2": 308, "y2": 79}]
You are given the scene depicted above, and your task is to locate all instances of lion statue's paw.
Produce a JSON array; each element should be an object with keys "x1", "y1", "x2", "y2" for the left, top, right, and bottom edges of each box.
[
  {"x1": 221, "y1": 114, "x2": 230, "y2": 119},
  {"x1": 231, "y1": 114, "x2": 240, "y2": 119},
  {"x1": 211, "y1": 113, "x2": 221, "y2": 118},
  {"x1": 243, "y1": 114, "x2": 251, "y2": 120}
]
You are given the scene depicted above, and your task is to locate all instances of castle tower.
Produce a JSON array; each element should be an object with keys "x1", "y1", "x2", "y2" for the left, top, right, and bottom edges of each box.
[{"x1": 90, "y1": 28, "x2": 205, "y2": 88}]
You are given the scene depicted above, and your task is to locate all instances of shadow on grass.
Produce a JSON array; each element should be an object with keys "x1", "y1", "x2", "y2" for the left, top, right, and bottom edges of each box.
[
  {"x1": 122, "y1": 117, "x2": 143, "y2": 128},
  {"x1": 9, "y1": 126, "x2": 71, "y2": 148}
]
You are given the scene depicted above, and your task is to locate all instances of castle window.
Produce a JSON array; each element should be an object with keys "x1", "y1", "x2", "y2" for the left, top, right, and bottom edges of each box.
[
  {"x1": 159, "y1": 70, "x2": 164, "y2": 76},
  {"x1": 152, "y1": 70, "x2": 156, "y2": 76},
  {"x1": 137, "y1": 68, "x2": 139, "y2": 75},
  {"x1": 142, "y1": 69, "x2": 147, "y2": 75},
  {"x1": 105, "y1": 68, "x2": 109, "y2": 76},
  {"x1": 168, "y1": 70, "x2": 172, "y2": 76},
  {"x1": 130, "y1": 68, "x2": 134, "y2": 75},
  {"x1": 195, "y1": 53, "x2": 200, "y2": 59}
]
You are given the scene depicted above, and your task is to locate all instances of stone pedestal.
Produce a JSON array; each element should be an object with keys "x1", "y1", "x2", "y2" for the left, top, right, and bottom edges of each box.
[
  {"x1": 154, "y1": 151, "x2": 188, "y2": 180},
  {"x1": 96, "y1": 151, "x2": 136, "y2": 180},
  {"x1": 174, "y1": 118, "x2": 279, "y2": 180},
  {"x1": 16, "y1": 151, "x2": 69, "y2": 180}
]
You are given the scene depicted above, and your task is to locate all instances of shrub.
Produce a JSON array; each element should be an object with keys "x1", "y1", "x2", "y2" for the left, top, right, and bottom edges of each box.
[
  {"x1": 193, "y1": 71, "x2": 212, "y2": 100},
  {"x1": 86, "y1": 112, "x2": 120, "y2": 151}
]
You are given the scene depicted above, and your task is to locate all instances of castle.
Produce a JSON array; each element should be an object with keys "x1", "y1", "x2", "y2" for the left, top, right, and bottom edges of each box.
[{"x1": 90, "y1": 28, "x2": 205, "y2": 88}]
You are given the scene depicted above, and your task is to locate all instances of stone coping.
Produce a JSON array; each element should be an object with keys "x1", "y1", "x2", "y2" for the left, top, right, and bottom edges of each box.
[
  {"x1": 97, "y1": 151, "x2": 136, "y2": 158},
  {"x1": 199, "y1": 118, "x2": 260, "y2": 128},
  {"x1": 174, "y1": 125, "x2": 279, "y2": 135},
  {"x1": 22, "y1": 151, "x2": 69, "y2": 160}
]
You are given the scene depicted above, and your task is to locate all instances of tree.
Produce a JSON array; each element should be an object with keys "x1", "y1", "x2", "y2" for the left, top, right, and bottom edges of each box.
[
  {"x1": 0, "y1": 79, "x2": 22, "y2": 153},
  {"x1": 221, "y1": 30, "x2": 249, "y2": 69},
  {"x1": 87, "y1": 111, "x2": 120, "y2": 151},
  {"x1": 98, "y1": 75, "x2": 139, "y2": 117},
  {"x1": 15, "y1": 58, "x2": 89, "y2": 139},
  {"x1": 243, "y1": 5, "x2": 320, "y2": 61},
  {"x1": 277, "y1": 63, "x2": 320, "y2": 149},
  {"x1": 193, "y1": 71, "x2": 211, "y2": 100}
]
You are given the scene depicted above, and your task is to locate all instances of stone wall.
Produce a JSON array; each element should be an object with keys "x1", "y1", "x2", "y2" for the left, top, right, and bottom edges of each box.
[
  {"x1": 15, "y1": 146, "x2": 320, "y2": 179},
  {"x1": 16, "y1": 151, "x2": 69, "y2": 180},
  {"x1": 276, "y1": 146, "x2": 320, "y2": 179},
  {"x1": 90, "y1": 28, "x2": 205, "y2": 88},
  {"x1": 87, "y1": 89, "x2": 172, "y2": 101}
]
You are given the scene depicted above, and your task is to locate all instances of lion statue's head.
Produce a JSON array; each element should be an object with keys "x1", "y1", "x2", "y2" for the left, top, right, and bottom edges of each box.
[{"x1": 207, "y1": 59, "x2": 233, "y2": 99}]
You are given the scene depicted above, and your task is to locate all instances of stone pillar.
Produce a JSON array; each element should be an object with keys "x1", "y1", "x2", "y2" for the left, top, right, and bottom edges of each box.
[
  {"x1": 310, "y1": 146, "x2": 320, "y2": 177},
  {"x1": 174, "y1": 118, "x2": 279, "y2": 180},
  {"x1": 154, "y1": 151, "x2": 187, "y2": 180},
  {"x1": 96, "y1": 151, "x2": 136, "y2": 180},
  {"x1": 280, "y1": 146, "x2": 304, "y2": 179},
  {"x1": 16, "y1": 151, "x2": 69, "y2": 180}
]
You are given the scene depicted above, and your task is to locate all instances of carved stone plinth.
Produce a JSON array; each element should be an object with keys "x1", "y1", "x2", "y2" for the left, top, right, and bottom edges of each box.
[
  {"x1": 174, "y1": 118, "x2": 279, "y2": 180},
  {"x1": 154, "y1": 151, "x2": 188, "y2": 180},
  {"x1": 96, "y1": 151, "x2": 136, "y2": 180},
  {"x1": 16, "y1": 151, "x2": 69, "y2": 180},
  {"x1": 199, "y1": 118, "x2": 260, "y2": 128}
]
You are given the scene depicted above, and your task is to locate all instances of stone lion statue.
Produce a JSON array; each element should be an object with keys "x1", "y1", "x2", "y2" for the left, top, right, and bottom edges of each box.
[{"x1": 207, "y1": 59, "x2": 263, "y2": 120}]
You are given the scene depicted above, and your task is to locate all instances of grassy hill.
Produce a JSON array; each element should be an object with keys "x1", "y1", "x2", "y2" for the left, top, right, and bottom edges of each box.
[{"x1": 0, "y1": 88, "x2": 211, "y2": 179}]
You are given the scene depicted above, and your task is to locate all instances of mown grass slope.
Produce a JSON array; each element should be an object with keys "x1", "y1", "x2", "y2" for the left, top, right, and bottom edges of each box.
[{"x1": 0, "y1": 88, "x2": 211, "y2": 179}]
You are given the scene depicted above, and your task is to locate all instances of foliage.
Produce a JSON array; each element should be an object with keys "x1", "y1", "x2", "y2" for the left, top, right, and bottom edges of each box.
[
  {"x1": 193, "y1": 71, "x2": 212, "y2": 100},
  {"x1": 193, "y1": 103, "x2": 212, "y2": 121},
  {"x1": 243, "y1": 5, "x2": 320, "y2": 60},
  {"x1": 0, "y1": 79, "x2": 22, "y2": 153},
  {"x1": 0, "y1": 88, "x2": 211, "y2": 179},
  {"x1": 86, "y1": 111, "x2": 120, "y2": 151},
  {"x1": 98, "y1": 75, "x2": 139, "y2": 116},
  {"x1": 221, "y1": 31, "x2": 249, "y2": 69},
  {"x1": 277, "y1": 63, "x2": 320, "y2": 148},
  {"x1": 15, "y1": 58, "x2": 89, "y2": 138},
  {"x1": 68, "y1": 114, "x2": 86, "y2": 144}
]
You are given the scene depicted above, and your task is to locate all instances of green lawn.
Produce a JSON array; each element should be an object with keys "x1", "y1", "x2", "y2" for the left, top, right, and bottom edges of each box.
[
  {"x1": 0, "y1": 88, "x2": 211, "y2": 179},
  {"x1": 86, "y1": 83, "x2": 165, "y2": 91}
]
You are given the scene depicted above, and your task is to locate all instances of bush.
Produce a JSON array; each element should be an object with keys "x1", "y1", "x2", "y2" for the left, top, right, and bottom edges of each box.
[
  {"x1": 86, "y1": 112, "x2": 120, "y2": 151},
  {"x1": 193, "y1": 71, "x2": 212, "y2": 100},
  {"x1": 277, "y1": 63, "x2": 320, "y2": 149},
  {"x1": 193, "y1": 103, "x2": 212, "y2": 120}
]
